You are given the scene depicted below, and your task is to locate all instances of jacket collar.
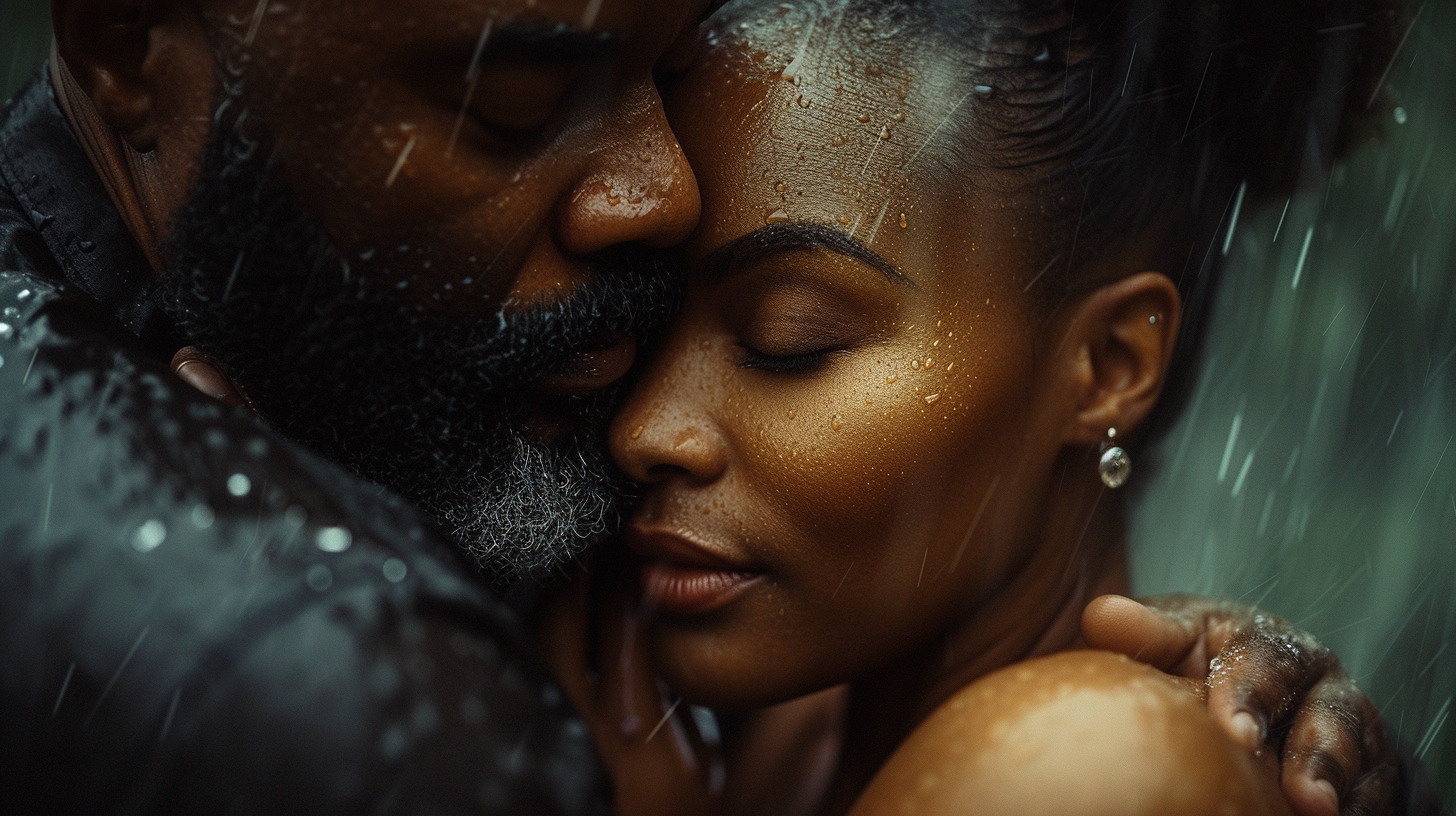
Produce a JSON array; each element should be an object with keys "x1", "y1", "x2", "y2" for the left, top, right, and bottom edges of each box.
[{"x1": 0, "y1": 66, "x2": 177, "y2": 354}]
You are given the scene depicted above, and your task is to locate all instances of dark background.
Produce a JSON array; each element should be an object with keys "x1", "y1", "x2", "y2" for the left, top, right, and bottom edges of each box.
[{"x1": 5, "y1": 0, "x2": 1454, "y2": 803}]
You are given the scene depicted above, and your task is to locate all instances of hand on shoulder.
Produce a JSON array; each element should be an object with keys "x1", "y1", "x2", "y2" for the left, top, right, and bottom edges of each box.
[{"x1": 849, "y1": 651, "x2": 1291, "y2": 816}]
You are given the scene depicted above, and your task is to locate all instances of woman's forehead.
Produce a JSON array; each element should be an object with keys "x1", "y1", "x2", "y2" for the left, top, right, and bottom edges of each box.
[{"x1": 677, "y1": 2, "x2": 1011, "y2": 265}]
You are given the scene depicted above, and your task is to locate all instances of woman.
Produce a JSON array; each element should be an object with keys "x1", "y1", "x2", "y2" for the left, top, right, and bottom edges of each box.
[{"x1": 553, "y1": 0, "x2": 1407, "y2": 813}]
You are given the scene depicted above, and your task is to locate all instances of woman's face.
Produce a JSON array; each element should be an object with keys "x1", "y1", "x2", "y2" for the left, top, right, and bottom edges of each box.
[{"x1": 609, "y1": 6, "x2": 1080, "y2": 708}]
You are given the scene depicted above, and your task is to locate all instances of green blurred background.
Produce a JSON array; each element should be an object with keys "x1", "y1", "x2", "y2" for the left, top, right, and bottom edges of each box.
[{"x1": 4, "y1": 0, "x2": 1453, "y2": 804}]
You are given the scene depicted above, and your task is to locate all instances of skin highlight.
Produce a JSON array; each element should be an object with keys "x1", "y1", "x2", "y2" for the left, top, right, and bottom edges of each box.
[{"x1": 606, "y1": 8, "x2": 1258, "y2": 813}]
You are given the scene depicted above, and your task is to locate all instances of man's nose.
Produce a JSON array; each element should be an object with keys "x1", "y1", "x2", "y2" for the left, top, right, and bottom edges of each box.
[{"x1": 554, "y1": 81, "x2": 701, "y2": 254}]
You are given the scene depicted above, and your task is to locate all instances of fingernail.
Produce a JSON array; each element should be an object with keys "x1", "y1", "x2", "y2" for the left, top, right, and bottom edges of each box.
[
  {"x1": 1231, "y1": 711, "x2": 1261, "y2": 750},
  {"x1": 175, "y1": 359, "x2": 242, "y2": 405}
]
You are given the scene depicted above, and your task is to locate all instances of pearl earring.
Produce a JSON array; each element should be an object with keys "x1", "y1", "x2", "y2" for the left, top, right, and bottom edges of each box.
[{"x1": 1098, "y1": 428, "x2": 1131, "y2": 489}]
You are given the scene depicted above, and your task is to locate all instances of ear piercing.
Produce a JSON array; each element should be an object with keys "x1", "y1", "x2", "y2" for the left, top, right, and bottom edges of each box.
[{"x1": 1098, "y1": 428, "x2": 1131, "y2": 489}]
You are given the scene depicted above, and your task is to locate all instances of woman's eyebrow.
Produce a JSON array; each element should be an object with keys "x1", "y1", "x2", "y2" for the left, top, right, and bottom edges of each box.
[{"x1": 700, "y1": 222, "x2": 912, "y2": 286}]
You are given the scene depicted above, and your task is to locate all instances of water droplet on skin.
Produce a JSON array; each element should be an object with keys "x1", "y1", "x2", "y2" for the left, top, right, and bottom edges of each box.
[
  {"x1": 16, "y1": 289, "x2": 31, "y2": 300},
  {"x1": 0, "y1": 323, "x2": 12, "y2": 339},
  {"x1": 973, "y1": 84, "x2": 994, "y2": 97},
  {"x1": 132, "y1": 519, "x2": 167, "y2": 552},
  {"x1": 316, "y1": 526, "x2": 353, "y2": 553},
  {"x1": 227, "y1": 473, "x2": 251, "y2": 497},
  {"x1": 945, "y1": 362, "x2": 954, "y2": 372},
  {"x1": 775, "y1": 182, "x2": 787, "y2": 193},
  {"x1": 631, "y1": 425, "x2": 644, "y2": 440},
  {"x1": 925, "y1": 393, "x2": 941, "y2": 404},
  {"x1": 837, "y1": 216, "x2": 851, "y2": 225},
  {"x1": 857, "y1": 111, "x2": 871, "y2": 123},
  {"x1": 879, "y1": 125, "x2": 891, "y2": 140},
  {"x1": 925, "y1": 358, "x2": 933, "y2": 368},
  {"x1": 911, "y1": 360, "x2": 921, "y2": 370},
  {"x1": 886, "y1": 374, "x2": 898, "y2": 383},
  {"x1": 796, "y1": 94, "x2": 811, "y2": 108},
  {"x1": 765, "y1": 208, "x2": 790, "y2": 224},
  {"x1": 899, "y1": 212, "x2": 908, "y2": 228},
  {"x1": 830, "y1": 134, "x2": 845, "y2": 146},
  {"x1": 830, "y1": 414, "x2": 843, "y2": 431},
  {"x1": 382, "y1": 558, "x2": 408, "y2": 583},
  {"x1": 890, "y1": 111, "x2": 904, "y2": 122},
  {"x1": 933, "y1": 340, "x2": 940, "y2": 347},
  {"x1": 787, "y1": 410, "x2": 796, "y2": 419},
  {"x1": 1394, "y1": 106, "x2": 1407, "y2": 125}
]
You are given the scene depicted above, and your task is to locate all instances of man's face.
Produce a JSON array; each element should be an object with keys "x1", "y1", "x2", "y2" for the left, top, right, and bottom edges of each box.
[{"x1": 156, "y1": 0, "x2": 705, "y2": 583}]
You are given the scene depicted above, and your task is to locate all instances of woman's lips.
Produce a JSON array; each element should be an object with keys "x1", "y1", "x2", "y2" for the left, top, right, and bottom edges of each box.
[
  {"x1": 538, "y1": 335, "x2": 637, "y2": 392},
  {"x1": 627, "y1": 528, "x2": 763, "y2": 615}
]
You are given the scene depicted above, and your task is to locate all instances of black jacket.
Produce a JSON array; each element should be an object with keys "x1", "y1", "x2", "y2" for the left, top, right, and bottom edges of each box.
[{"x1": 0, "y1": 69, "x2": 609, "y2": 814}]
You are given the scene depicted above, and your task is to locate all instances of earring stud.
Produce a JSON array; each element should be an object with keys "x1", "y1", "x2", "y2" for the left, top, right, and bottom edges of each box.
[{"x1": 1098, "y1": 428, "x2": 1131, "y2": 489}]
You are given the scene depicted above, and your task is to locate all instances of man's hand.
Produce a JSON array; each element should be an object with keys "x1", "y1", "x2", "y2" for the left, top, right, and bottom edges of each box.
[
  {"x1": 1082, "y1": 594, "x2": 1398, "y2": 816},
  {"x1": 536, "y1": 567, "x2": 724, "y2": 816}
]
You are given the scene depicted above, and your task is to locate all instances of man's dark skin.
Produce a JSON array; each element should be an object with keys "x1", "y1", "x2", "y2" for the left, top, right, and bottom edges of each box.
[{"x1": 0, "y1": 0, "x2": 1415, "y2": 812}]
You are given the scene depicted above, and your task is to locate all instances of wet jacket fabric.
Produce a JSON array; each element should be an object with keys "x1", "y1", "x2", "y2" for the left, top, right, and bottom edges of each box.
[{"x1": 0, "y1": 70, "x2": 609, "y2": 815}]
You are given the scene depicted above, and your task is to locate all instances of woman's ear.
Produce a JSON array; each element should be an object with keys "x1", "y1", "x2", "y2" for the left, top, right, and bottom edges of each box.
[{"x1": 1058, "y1": 271, "x2": 1181, "y2": 446}]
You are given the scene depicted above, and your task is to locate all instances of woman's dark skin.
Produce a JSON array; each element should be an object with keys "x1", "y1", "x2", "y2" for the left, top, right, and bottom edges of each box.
[{"x1": 546, "y1": 4, "x2": 1396, "y2": 815}]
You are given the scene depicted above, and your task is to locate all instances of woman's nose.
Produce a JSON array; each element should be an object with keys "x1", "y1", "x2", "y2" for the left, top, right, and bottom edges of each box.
[
  {"x1": 555, "y1": 80, "x2": 701, "y2": 254},
  {"x1": 610, "y1": 359, "x2": 728, "y2": 486}
]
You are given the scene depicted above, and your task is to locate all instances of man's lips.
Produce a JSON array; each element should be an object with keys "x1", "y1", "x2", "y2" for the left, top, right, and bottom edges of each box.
[
  {"x1": 538, "y1": 335, "x2": 637, "y2": 392},
  {"x1": 626, "y1": 527, "x2": 763, "y2": 615}
]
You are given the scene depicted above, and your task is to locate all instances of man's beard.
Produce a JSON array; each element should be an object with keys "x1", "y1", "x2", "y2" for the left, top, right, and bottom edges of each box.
[{"x1": 155, "y1": 101, "x2": 681, "y2": 586}]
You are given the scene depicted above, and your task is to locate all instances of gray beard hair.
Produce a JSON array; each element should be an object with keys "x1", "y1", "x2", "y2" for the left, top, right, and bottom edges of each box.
[{"x1": 445, "y1": 431, "x2": 628, "y2": 584}]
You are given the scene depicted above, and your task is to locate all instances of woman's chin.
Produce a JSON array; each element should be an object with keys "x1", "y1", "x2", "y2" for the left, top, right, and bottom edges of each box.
[{"x1": 648, "y1": 624, "x2": 835, "y2": 712}]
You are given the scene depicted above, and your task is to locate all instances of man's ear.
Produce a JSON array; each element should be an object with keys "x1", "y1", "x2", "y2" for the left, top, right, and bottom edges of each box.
[
  {"x1": 1058, "y1": 271, "x2": 1181, "y2": 446},
  {"x1": 52, "y1": 0, "x2": 190, "y2": 153}
]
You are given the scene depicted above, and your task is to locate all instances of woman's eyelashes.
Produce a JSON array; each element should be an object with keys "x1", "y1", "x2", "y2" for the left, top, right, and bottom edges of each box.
[{"x1": 736, "y1": 343, "x2": 838, "y2": 373}]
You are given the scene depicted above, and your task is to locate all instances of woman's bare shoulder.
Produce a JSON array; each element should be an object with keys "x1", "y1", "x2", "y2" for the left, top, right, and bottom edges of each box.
[{"x1": 849, "y1": 650, "x2": 1291, "y2": 816}]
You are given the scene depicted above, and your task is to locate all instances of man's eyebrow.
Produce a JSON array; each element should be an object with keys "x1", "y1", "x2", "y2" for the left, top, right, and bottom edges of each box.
[
  {"x1": 487, "y1": 20, "x2": 621, "y2": 60},
  {"x1": 701, "y1": 222, "x2": 912, "y2": 286}
]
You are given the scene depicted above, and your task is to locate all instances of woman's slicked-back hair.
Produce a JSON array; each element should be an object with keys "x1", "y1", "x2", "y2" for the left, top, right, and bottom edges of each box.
[{"x1": 908, "y1": 0, "x2": 1402, "y2": 443}]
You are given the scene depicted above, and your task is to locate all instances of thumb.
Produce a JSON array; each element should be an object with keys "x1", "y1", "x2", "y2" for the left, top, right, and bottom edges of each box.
[{"x1": 1081, "y1": 595, "x2": 1203, "y2": 673}]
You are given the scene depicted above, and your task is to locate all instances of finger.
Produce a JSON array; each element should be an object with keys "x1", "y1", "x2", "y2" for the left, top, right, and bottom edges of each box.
[
  {"x1": 1283, "y1": 680, "x2": 1399, "y2": 816},
  {"x1": 1205, "y1": 627, "x2": 1327, "y2": 754},
  {"x1": 1082, "y1": 594, "x2": 1204, "y2": 672},
  {"x1": 170, "y1": 346, "x2": 244, "y2": 406}
]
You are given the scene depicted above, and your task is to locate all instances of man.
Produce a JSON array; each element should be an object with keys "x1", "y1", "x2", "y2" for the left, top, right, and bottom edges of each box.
[{"x1": 0, "y1": 0, "x2": 1421, "y2": 813}]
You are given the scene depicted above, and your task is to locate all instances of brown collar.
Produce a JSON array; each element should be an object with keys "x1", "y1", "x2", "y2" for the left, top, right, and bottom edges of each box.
[{"x1": 49, "y1": 43, "x2": 166, "y2": 275}]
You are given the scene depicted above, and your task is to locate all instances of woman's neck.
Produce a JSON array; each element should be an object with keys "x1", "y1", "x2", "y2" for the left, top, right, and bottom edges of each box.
[{"x1": 816, "y1": 474, "x2": 1133, "y2": 816}]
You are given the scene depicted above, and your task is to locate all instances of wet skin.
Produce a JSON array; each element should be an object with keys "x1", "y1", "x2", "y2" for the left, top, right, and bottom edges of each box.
[
  {"x1": 60, "y1": 0, "x2": 707, "y2": 396},
  {"x1": 609, "y1": 6, "x2": 1184, "y2": 810}
]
